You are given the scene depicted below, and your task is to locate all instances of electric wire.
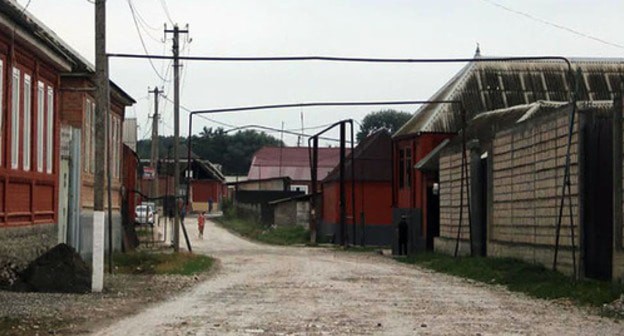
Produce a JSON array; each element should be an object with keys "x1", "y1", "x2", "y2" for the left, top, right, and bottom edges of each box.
[
  {"x1": 160, "y1": 0, "x2": 175, "y2": 26},
  {"x1": 481, "y1": 0, "x2": 624, "y2": 50},
  {"x1": 126, "y1": 0, "x2": 169, "y2": 82}
]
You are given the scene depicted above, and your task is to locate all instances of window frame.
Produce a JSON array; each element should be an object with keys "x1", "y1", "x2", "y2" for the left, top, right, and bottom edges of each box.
[
  {"x1": 36, "y1": 81, "x2": 45, "y2": 173},
  {"x1": 23, "y1": 74, "x2": 31, "y2": 171},
  {"x1": 46, "y1": 86, "x2": 54, "y2": 174},
  {"x1": 11, "y1": 67, "x2": 20, "y2": 170}
]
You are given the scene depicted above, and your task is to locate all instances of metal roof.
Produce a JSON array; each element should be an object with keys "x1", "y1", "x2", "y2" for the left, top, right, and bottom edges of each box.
[
  {"x1": 247, "y1": 146, "x2": 348, "y2": 182},
  {"x1": 323, "y1": 129, "x2": 392, "y2": 183},
  {"x1": 394, "y1": 57, "x2": 624, "y2": 137}
]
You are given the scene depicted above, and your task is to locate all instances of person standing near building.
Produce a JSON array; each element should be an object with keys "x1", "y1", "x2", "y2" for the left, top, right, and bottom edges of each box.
[
  {"x1": 208, "y1": 197, "x2": 214, "y2": 214},
  {"x1": 398, "y1": 216, "x2": 408, "y2": 256}
]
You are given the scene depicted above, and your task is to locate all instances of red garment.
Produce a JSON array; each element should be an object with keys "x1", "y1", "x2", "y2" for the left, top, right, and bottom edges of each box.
[{"x1": 197, "y1": 215, "x2": 205, "y2": 233}]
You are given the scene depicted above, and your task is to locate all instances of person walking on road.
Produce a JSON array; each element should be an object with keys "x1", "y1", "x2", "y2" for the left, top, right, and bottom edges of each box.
[{"x1": 197, "y1": 211, "x2": 206, "y2": 239}]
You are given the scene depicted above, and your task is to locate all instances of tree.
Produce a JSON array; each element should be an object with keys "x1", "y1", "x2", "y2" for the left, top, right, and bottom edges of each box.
[
  {"x1": 137, "y1": 127, "x2": 284, "y2": 176},
  {"x1": 356, "y1": 109, "x2": 412, "y2": 142}
]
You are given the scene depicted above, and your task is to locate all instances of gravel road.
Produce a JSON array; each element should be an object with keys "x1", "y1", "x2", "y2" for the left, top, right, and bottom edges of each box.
[{"x1": 92, "y1": 219, "x2": 624, "y2": 335}]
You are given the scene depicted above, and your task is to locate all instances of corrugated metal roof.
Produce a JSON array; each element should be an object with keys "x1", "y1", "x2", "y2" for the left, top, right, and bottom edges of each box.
[
  {"x1": 394, "y1": 57, "x2": 624, "y2": 136},
  {"x1": 444, "y1": 100, "x2": 614, "y2": 150},
  {"x1": 247, "y1": 146, "x2": 348, "y2": 181},
  {"x1": 323, "y1": 129, "x2": 392, "y2": 183}
]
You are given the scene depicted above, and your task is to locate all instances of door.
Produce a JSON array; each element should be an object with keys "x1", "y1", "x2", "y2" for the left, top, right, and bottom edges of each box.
[
  {"x1": 58, "y1": 159, "x2": 70, "y2": 243},
  {"x1": 582, "y1": 113, "x2": 613, "y2": 280},
  {"x1": 426, "y1": 185, "x2": 439, "y2": 250}
]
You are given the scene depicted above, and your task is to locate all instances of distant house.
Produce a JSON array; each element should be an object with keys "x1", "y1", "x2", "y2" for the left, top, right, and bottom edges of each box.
[
  {"x1": 247, "y1": 146, "x2": 346, "y2": 194},
  {"x1": 393, "y1": 51, "x2": 624, "y2": 253},
  {"x1": 141, "y1": 156, "x2": 226, "y2": 213},
  {"x1": 320, "y1": 130, "x2": 393, "y2": 246}
]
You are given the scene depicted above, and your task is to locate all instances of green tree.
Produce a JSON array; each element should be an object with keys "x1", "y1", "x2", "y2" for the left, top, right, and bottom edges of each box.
[
  {"x1": 137, "y1": 127, "x2": 283, "y2": 176},
  {"x1": 357, "y1": 109, "x2": 412, "y2": 142}
]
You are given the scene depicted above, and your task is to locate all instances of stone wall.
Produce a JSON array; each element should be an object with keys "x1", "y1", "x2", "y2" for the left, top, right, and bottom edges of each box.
[{"x1": 0, "y1": 223, "x2": 57, "y2": 283}]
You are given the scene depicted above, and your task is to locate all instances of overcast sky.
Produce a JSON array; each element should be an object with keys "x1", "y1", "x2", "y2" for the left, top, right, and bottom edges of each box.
[{"x1": 21, "y1": 0, "x2": 624, "y2": 145}]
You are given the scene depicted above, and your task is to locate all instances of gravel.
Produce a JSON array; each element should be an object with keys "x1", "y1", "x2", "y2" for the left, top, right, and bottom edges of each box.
[
  {"x1": 0, "y1": 264, "x2": 209, "y2": 335},
  {"x1": 90, "y1": 219, "x2": 624, "y2": 336}
]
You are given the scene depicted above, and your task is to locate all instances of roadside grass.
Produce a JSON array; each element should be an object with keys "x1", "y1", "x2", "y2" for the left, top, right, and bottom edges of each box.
[
  {"x1": 113, "y1": 251, "x2": 214, "y2": 276},
  {"x1": 334, "y1": 245, "x2": 388, "y2": 253},
  {"x1": 397, "y1": 252, "x2": 624, "y2": 307},
  {"x1": 215, "y1": 213, "x2": 309, "y2": 246}
]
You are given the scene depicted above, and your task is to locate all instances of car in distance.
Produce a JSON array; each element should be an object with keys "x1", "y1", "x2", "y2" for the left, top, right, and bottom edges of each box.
[{"x1": 135, "y1": 204, "x2": 155, "y2": 225}]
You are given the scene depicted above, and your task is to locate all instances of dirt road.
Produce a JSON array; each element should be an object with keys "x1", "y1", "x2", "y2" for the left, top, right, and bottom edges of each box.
[{"x1": 92, "y1": 219, "x2": 624, "y2": 335}]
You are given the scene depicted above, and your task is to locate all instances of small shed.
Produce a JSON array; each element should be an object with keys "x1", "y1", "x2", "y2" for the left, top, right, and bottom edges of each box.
[{"x1": 269, "y1": 194, "x2": 312, "y2": 228}]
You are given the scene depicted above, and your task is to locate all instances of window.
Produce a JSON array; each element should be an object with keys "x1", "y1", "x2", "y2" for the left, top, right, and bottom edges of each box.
[
  {"x1": 11, "y1": 68, "x2": 20, "y2": 169},
  {"x1": 46, "y1": 86, "x2": 53, "y2": 173},
  {"x1": 114, "y1": 117, "x2": 120, "y2": 178},
  {"x1": 405, "y1": 148, "x2": 412, "y2": 188},
  {"x1": 90, "y1": 102, "x2": 95, "y2": 173},
  {"x1": 0, "y1": 60, "x2": 3, "y2": 167},
  {"x1": 37, "y1": 82, "x2": 44, "y2": 172},
  {"x1": 84, "y1": 99, "x2": 91, "y2": 172},
  {"x1": 23, "y1": 75, "x2": 31, "y2": 171},
  {"x1": 398, "y1": 149, "x2": 404, "y2": 189}
]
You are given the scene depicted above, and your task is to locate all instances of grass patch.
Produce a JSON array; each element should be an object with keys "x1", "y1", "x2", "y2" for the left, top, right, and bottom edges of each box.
[
  {"x1": 398, "y1": 252, "x2": 624, "y2": 307},
  {"x1": 334, "y1": 245, "x2": 387, "y2": 253},
  {"x1": 215, "y1": 215, "x2": 309, "y2": 246},
  {"x1": 113, "y1": 251, "x2": 214, "y2": 275}
]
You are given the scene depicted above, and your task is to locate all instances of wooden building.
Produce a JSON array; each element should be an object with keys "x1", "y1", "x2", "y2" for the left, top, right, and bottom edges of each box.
[{"x1": 321, "y1": 129, "x2": 393, "y2": 246}]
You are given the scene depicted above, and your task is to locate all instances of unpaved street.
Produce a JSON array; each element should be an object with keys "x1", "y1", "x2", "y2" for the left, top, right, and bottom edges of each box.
[{"x1": 92, "y1": 219, "x2": 624, "y2": 335}]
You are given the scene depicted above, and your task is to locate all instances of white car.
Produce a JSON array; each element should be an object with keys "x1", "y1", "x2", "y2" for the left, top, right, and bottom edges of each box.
[{"x1": 135, "y1": 204, "x2": 155, "y2": 225}]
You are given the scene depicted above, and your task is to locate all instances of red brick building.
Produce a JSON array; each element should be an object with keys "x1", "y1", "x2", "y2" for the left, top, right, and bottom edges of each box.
[{"x1": 0, "y1": 0, "x2": 135, "y2": 278}]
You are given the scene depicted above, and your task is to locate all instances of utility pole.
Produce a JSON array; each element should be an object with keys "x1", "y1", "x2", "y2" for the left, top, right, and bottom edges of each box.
[
  {"x1": 165, "y1": 24, "x2": 189, "y2": 252},
  {"x1": 149, "y1": 86, "x2": 161, "y2": 199},
  {"x1": 93, "y1": 0, "x2": 109, "y2": 292}
]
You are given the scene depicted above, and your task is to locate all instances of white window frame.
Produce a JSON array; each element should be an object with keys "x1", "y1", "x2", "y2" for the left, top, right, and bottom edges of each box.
[
  {"x1": 11, "y1": 67, "x2": 20, "y2": 170},
  {"x1": 36, "y1": 81, "x2": 44, "y2": 172},
  {"x1": 46, "y1": 86, "x2": 54, "y2": 173},
  {"x1": 0, "y1": 60, "x2": 4, "y2": 167},
  {"x1": 23, "y1": 74, "x2": 31, "y2": 171}
]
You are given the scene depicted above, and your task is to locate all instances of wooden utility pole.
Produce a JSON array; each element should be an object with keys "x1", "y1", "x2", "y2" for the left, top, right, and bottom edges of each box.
[
  {"x1": 165, "y1": 24, "x2": 188, "y2": 252},
  {"x1": 93, "y1": 0, "x2": 109, "y2": 292},
  {"x1": 149, "y1": 86, "x2": 161, "y2": 199}
]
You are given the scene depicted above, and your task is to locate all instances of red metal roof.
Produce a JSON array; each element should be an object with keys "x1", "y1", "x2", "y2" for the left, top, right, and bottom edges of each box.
[{"x1": 247, "y1": 146, "x2": 349, "y2": 182}]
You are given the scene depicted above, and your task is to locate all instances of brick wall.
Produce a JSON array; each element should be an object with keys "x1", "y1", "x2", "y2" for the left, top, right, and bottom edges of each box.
[
  {"x1": 437, "y1": 110, "x2": 580, "y2": 272},
  {"x1": 489, "y1": 111, "x2": 579, "y2": 273},
  {"x1": 437, "y1": 151, "x2": 471, "y2": 255}
]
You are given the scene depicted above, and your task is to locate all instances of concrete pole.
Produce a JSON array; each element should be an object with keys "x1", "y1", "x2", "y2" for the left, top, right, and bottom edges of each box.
[
  {"x1": 92, "y1": 0, "x2": 108, "y2": 292},
  {"x1": 172, "y1": 25, "x2": 180, "y2": 252},
  {"x1": 149, "y1": 87, "x2": 160, "y2": 199}
]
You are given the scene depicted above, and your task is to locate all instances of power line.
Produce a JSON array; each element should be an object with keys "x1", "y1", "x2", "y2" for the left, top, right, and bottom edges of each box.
[
  {"x1": 126, "y1": 0, "x2": 170, "y2": 82},
  {"x1": 481, "y1": 0, "x2": 624, "y2": 50},
  {"x1": 160, "y1": 0, "x2": 175, "y2": 25}
]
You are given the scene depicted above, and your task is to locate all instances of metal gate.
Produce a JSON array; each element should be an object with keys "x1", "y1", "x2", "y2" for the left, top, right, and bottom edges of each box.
[{"x1": 582, "y1": 112, "x2": 613, "y2": 280}]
